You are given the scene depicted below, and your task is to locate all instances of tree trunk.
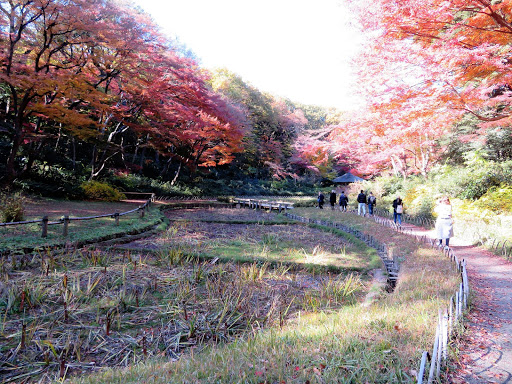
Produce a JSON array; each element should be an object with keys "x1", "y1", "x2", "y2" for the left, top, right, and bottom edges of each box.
[
  {"x1": 159, "y1": 157, "x2": 173, "y2": 178},
  {"x1": 71, "y1": 137, "x2": 76, "y2": 171},
  {"x1": 3, "y1": 118, "x2": 23, "y2": 187},
  {"x1": 171, "y1": 162, "x2": 182, "y2": 186},
  {"x1": 21, "y1": 140, "x2": 43, "y2": 176},
  {"x1": 89, "y1": 145, "x2": 97, "y2": 180},
  {"x1": 138, "y1": 145, "x2": 146, "y2": 174},
  {"x1": 54, "y1": 125, "x2": 62, "y2": 150}
]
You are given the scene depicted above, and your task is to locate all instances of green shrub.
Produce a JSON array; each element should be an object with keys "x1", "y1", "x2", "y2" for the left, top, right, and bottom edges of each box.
[
  {"x1": 0, "y1": 193, "x2": 26, "y2": 222},
  {"x1": 290, "y1": 197, "x2": 317, "y2": 207},
  {"x1": 108, "y1": 173, "x2": 202, "y2": 197},
  {"x1": 403, "y1": 184, "x2": 435, "y2": 219},
  {"x1": 474, "y1": 185, "x2": 512, "y2": 214},
  {"x1": 217, "y1": 195, "x2": 234, "y2": 203},
  {"x1": 433, "y1": 159, "x2": 510, "y2": 200},
  {"x1": 81, "y1": 181, "x2": 126, "y2": 202},
  {"x1": 375, "y1": 175, "x2": 403, "y2": 197}
]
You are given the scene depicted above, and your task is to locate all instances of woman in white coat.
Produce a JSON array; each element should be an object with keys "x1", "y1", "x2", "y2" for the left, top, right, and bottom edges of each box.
[{"x1": 434, "y1": 196, "x2": 454, "y2": 247}]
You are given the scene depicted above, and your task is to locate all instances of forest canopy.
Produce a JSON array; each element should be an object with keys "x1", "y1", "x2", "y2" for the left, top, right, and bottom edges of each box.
[
  {"x1": 0, "y1": 0, "x2": 343, "y2": 196},
  {"x1": 1, "y1": 0, "x2": 512, "y2": 198}
]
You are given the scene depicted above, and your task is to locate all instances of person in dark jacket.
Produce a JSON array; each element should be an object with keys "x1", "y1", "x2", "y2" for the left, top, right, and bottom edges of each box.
[
  {"x1": 339, "y1": 191, "x2": 348, "y2": 212},
  {"x1": 392, "y1": 196, "x2": 404, "y2": 225},
  {"x1": 317, "y1": 191, "x2": 325, "y2": 209},
  {"x1": 329, "y1": 190, "x2": 337, "y2": 210},
  {"x1": 367, "y1": 192, "x2": 376, "y2": 216},
  {"x1": 357, "y1": 190, "x2": 367, "y2": 216}
]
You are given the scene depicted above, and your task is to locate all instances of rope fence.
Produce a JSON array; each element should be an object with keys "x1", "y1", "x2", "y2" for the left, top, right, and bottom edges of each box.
[{"x1": 0, "y1": 193, "x2": 155, "y2": 238}]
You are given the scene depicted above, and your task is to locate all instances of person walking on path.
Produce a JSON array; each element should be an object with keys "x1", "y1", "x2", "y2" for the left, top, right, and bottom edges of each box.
[
  {"x1": 434, "y1": 196, "x2": 453, "y2": 247},
  {"x1": 357, "y1": 190, "x2": 367, "y2": 216},
  {"x1": 329, "y1": 190, "x2": 337, "y2": 210},
  {"x1": 317, "y1": 191, "x2": 325, "y2": 209},
  {"x1": 339, "y1": 191, "x2": 348, "y2": 212},
  {"x1": 380, "y1": 216, "x2": 512, "y2": 383},
  {"x1": 367, "y1": 192, "x2": 376, "y2": 216},
  {"x1": 392, "y1": 196, "x2": 403, "y2": 225}
]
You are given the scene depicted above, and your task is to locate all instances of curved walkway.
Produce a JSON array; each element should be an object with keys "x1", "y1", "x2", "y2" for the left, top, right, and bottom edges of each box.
[{"x1": 398, "y1": 222, "x2": 512, "y2": 383}]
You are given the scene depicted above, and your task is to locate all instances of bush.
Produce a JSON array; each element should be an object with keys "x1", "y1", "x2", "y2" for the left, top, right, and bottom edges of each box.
[
  {"x1": 217, "y1": 195, "x2": 234, "y2": 203},
  {"x1": 81, "y1": 181, "x2": 126, "y2": 202},
  {"x1": 433, "y1": 159, "x2": 511, "y2": 200},
  {"x1": 108, "y1": 173, "x2": 202, "y2": 197},
  {"x1": 14, "y1": 179, "x2": 85, "y2": 199},
  {"x1": 403, "y1": 184, "x2": 436, "y2": 219},
  {"x1": 14, "y1": 161, "x2": 87, "y2": 199},
  {"x1": 289, "y1": 197, "x2": 317, "y2": 207},
  {"x1": 474, "y1": 185, "x2": 512, "y2": 214},
  {"x1": 0, "y1": 193, "x2": 26, "y2": 222}
]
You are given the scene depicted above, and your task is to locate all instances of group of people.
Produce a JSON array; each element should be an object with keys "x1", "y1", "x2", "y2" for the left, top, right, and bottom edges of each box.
[
  {"x1": 316, "y1": 190, "x2": 454, "y2": 247},
  {"x1": 317, "y1": 189, "x2": 377, "y2": 215},
  {"x1": 317, "y1": 190, "x2": 344, "y2": 210}
]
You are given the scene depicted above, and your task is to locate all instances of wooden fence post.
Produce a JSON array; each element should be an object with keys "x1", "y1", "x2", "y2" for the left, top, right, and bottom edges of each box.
[
  {"x1": 427, "y1": 323, "x2": 440, "y2": 384},
  {"x1": 139, "y1": 207, "x2": 145, "y2": 218},
  {"x1": 41, "y1": 216, "x2": 49, "y2": 238},
  {"x1": 63, "y1": 215, "x2": 69, "y2": 237},
  {"x1": 441, "y1": 309, "x2": 448, "y2": 361},
  {"x1": 114, "y1": 212, "x2": 120, "y2": 226}
]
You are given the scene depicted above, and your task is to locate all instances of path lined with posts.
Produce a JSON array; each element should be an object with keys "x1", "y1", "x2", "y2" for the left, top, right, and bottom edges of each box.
[
  {"x1": 451, "y1": 247, "x2": 512, "y2": 383},
  {"x1": 390, "y1": 220, "x2": 512, "y2": 383},
  {"x1": 293, "y1": 206, "x2": 512, "y2": 383},
  {"x1": 284, "y1": 211, "x2": 469, "y2": 383}
]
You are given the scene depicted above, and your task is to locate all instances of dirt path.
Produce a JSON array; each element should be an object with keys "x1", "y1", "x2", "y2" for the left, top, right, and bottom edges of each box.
[
  {"x1": 449, "y1": 246, "x2": 512, "y2": 383},
  {"x1": 399, "y1": 222, "x2": 512, "y2": 383}
]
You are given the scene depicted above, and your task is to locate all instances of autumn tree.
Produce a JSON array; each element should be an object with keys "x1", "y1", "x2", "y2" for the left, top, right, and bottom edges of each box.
[
  {"x1": 333, "y1": 0, "x2": 512, "y2": 178},
  {"x1": 0, "y1": 0, "x2": 115, "y2": 184},
  {"x1": 0, "y1": 0, "x2": 246, "y2": 188},
  {"x1": 353, "y1": 0, "x2": 512, "y2": 125}
]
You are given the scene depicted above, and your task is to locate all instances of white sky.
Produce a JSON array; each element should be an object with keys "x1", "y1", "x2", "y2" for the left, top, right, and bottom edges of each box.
[{"x1": 132, "y1": 0, "x2": 363, "y2": 109}]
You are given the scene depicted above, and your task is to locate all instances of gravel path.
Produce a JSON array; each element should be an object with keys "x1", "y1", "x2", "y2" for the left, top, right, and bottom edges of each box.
[{"x1": 399, "y1": 222, "x2": 512, "y2": 383}]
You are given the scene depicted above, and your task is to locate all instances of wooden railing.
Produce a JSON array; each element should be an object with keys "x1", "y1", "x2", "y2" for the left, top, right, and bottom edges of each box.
[
  {"x1": 234, "y1": 198, "x2": 294, "y2": 212},
  {"x1": 373, "y1": 207, "x2": 436, "y2": 228},
  {"x1": 486, "y1": 238, "x2": 512, "y2": 259},
  {"x1": 0, "y1": 193, "x2": 155, "y2": 238},
  {"x1": 371, "y1": 214, "x2": 470, "y2": 383}
]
